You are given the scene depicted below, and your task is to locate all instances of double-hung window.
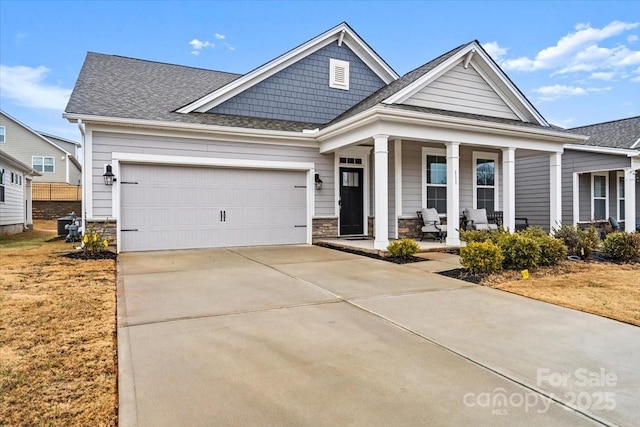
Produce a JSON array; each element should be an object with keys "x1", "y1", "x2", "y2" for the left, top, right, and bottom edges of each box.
[
  {"x1": 0, "y1": 126, "x2": 5, "y2": 143},
  {"x1": 473, "y1": 152, "x2": 499, "y2": 213},
  {"x1": 422, "y1": 148, "x2": 447, "y2": 213},
  {"x1": 592, "y1": 173, "x2": 608, "y2": 220},
  {"x1": 32, "y1": 156, "x2": 54, "y2": 173}
]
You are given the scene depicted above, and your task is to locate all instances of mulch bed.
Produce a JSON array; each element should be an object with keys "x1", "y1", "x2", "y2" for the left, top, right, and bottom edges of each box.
[
  {"x1": 437, "y1": 268, "x2": 485, "y2": 284},
  {"x1": 315, "y1": 242, "x2": 427, "y2": 264},
  {"x1": 64, "y1": 251, "x2": 118, "y2": 260}
]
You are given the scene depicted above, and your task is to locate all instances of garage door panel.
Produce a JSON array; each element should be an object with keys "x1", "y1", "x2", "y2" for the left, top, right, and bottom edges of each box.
[{"x1": 120, "y1": 164, "x2": 308, "y2": 252}]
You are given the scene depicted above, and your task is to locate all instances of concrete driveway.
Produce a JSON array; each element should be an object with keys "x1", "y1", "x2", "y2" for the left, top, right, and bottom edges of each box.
[{"x1": 117, "y1": 246, "x2": 640, "y2": 426}]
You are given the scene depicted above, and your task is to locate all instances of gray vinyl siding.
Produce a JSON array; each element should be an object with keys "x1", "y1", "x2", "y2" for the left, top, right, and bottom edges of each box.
[
  {"x1": 578, "y1": 174, "x2": 591, "y2": 222},
  {"x1": 48, "y1": 138, "x2": 77, "y2": 156},
  {"x1": 516, "y1": 149, "x2": 633, "y2": 230},
  {"x1": 91, "y1": 131, "x2": 334, "y2": 218},
  {"x1": 0, "y1": 161, "x2": 25, "y2": 226},
  {"x1": 401, "y1": 141, "x2": 421, "y2": 215},
  {"x1": 515, "y1": 155, "x2": 551, "y2": 230},
  {"x1": 0, "y1": 114, "x2": 69, "y2": 183},
  {"x1": 403, "y1": 62, "x2": 519, "y2": 121},
  {"x1": 209, "y1": 42, "x2": 386, "y2": 124},
  {"x1": 69, "y1": 160, "x2": 82, "y2": 186}
]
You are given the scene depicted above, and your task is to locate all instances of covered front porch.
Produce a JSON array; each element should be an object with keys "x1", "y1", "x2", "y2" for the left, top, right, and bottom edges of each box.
[
  {"x1": 571, "y1": 156, "x2": 640, "y2": 233},
  {"x1": 318, "y1": 110, "x2": 581, "y2": 250}
]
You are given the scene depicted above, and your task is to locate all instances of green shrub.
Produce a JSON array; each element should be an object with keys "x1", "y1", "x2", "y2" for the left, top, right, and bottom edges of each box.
[
  {"x1": 537, "y1": 236, "x2": 568, "y2": 266},
  {"x1": 553, "y1": 224, "x2": 600, "y2": 260},
  {"x1": 459, "y1": 229, "x2": 493, "y2": 243},
  {"x1": 521, "y1": 226, "x2": 547, "y2": 239},
  {"x1": 520, "y1": 227, "x2": 568, "y2": 266},
  {"x1": 602, "y1": 232, "x2": 640, "y2": 262},
  {"x1": 387, "y1": 238, "x2": 420, "y2": 259},
  {"x1": 498, "y1": 233, "x2": 540, "y2": 270},
  {"x1": 576, "y1": 227, "x2": 601, "y2": 260},
  {"x1": 460, "y1": 227, "x2": 507, "y2": 244},
  {"x1": 552, "y1": 224, "x2": 579, "y2": 254},
  {"x1": 460, "y1": 241, "x2": 504, "y2": 275}
]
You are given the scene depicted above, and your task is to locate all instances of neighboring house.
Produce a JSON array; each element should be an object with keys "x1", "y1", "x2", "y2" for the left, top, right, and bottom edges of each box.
[
  {"x1": 0, "y1": 111, "x2": 82, "y2": 186},
  {"x1": 0, "y1": 150, "x2": 40, "y2": 235},
  {"x1": 516, "y1": 116, "x2": 639, "y2": 233},
  {"x1": 64, "y1": 22, "x2": 586, "y2": 253}
]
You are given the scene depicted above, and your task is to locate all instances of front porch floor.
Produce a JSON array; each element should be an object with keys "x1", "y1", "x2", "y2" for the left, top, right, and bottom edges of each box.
[{"x1": 314, "y1": 237, "x2": 461, "y2": 257}]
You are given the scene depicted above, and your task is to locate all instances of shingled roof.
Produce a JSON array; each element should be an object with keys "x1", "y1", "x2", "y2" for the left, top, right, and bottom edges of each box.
[
  {"x1": 66, "y1": 42, "x2": 568, "y2": 134},
  {"x1": 567, "y1": 116, "x2": 640, "y2": 150}
]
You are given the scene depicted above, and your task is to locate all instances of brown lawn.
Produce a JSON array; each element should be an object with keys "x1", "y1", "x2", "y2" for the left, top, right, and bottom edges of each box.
[
  {"x1": 0, "y1": 221, "x2": 117, "y2": 426},
  {"x1": 484, "y1": 261, "x2": 640, "y2": 326}
]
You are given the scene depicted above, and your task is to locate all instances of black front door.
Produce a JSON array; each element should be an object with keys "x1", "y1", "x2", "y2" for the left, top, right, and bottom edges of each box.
[{"x1": 339, "y1": 167, "x2": 364, "y2": 235}]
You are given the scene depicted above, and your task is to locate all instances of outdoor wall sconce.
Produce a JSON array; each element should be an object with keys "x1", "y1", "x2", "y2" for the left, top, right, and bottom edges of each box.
[
  {"x1": 315, "y1": 173, "x2": 323, "y2": 190},
  {"x1": 103, "y1": 164, "x2": 116, "y2": 186}
]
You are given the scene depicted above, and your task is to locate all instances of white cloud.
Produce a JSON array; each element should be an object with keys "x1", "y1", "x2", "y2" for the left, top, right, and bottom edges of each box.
[
  {"x1": 590, "y1": 71, "x2": 615, "y2": 80},
  {"x1": 629, "y1": 35, "x2": 639, "y2": 42},
  {"x1": 499, "y1": 20, "x2": 640, "y2": 74},
  {"x1": 482, "y1": 41, "x2": 508, "y2": 61},
  {"x1": 548, "y1": 117, "x2": 575, "y2": 128},
  {"x1": 533, "y1": 84, "x2": 611, "y2": 101},
  {"x1": 0, "y1": 65, "x2": 71, "y2": 110},
  {"x1": 215, "y1": 33, "x2": 225, "y2": 40},
  {"x1": 189, "y1": 38, "x2": 214, "y2": 55}
]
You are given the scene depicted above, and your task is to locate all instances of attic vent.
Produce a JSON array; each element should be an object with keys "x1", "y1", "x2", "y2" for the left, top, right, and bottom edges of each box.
[{"x1": 330, "y1": 58, "x2": 349, "y2": 90}]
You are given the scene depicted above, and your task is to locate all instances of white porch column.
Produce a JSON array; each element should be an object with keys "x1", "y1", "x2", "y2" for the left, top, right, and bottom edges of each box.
[
  {"x1": 446, "y1": 142, "x2": 460, "y2": 246},
  {"x1": 374, "y1": 135, "x2": 389, "y2": 250},
  {"x1": 624, "y1": 168, "x2": 636, "y2": 233},
  {"x1": 502, "y1": 147, "x2": 516, "y2": 232},
  {"x1": 550, "y1": 152, "x2": 563, "y2": 231},
  {"x1": 394, "y1": 139, "x2": 403, "y2": 239}
]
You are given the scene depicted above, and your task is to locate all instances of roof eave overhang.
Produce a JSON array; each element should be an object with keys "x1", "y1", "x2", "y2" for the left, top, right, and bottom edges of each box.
[
  {"x1": 63, "y1": 113, "x2": 318, "y2": 145},
  {"x1": 564, "y1": 143, "x2": 639, "y2": 156},
  {"x1": 317, "y1": 106, "x2": 586, "y2": 146},
  {"x1": 176, "y1": 23, "x2": 399, "y2": 114}
]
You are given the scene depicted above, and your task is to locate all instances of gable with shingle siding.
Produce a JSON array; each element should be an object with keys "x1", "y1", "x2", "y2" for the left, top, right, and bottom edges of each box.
[{"x1": 208, "y1": 43, "x2": 386, "y2": 124}]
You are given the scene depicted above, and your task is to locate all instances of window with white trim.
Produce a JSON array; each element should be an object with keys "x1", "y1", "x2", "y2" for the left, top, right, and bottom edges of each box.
[
  {"x1": 422, "y1": 148, "x2": 447, "y2": 213},
  {"x1": 617, "y1": 171, "x2": 625, "y2": 221},
  {"x1": 0, "y1": 168, "x2": 5, "y2": 202},
  {"x1": 0, "y1": 126, "x2": 5, "y2": 143},
  {"x1": 329, "y1": 58, "x2": 349, "y2": 90},
  {"x1": 32, "y1": 156, "x2": 54, "y2": 173},
  {"x1": 473, "y1": 152, "x2": 499, "y2": 213},
  {"x1": 592, "y1": 173, "x2": 608, "y2": 220}
]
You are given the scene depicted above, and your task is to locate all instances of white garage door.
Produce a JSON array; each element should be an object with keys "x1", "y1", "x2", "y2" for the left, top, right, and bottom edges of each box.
[{"x1": 119, "y1": 164, "x2": 308, "y2": 252}]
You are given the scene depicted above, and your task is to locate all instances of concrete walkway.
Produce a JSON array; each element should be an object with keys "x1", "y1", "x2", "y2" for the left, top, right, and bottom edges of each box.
[{"x1": 117, "y1": 246, "x2": 639, "y2": 426}]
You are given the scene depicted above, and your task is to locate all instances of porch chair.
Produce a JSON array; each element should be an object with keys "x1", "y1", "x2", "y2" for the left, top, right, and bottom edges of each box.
[
  {"x1": 417, "y1": 208, "x2": 446, "y2": 241},
  {"x1": 463, "y1": 208, "x2": 499, "y2": 231}
]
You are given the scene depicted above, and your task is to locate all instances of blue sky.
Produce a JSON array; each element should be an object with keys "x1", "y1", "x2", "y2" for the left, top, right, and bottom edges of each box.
[{"x1": 1, "y1": 0, "x2": 639, "y2": 142}]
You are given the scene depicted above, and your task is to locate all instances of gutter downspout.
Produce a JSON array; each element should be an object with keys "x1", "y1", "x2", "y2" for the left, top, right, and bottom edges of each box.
[{"x1": 78, "y1": 119, "x2": 86, "y2": 232}]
